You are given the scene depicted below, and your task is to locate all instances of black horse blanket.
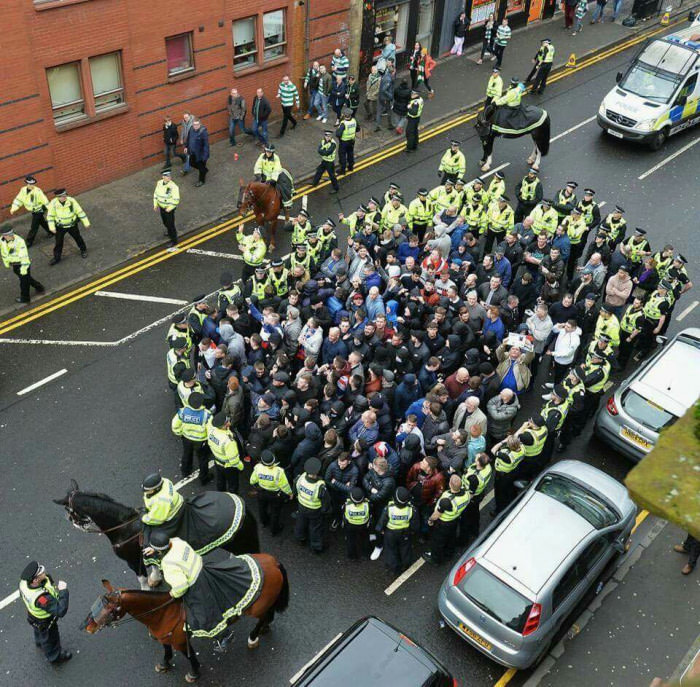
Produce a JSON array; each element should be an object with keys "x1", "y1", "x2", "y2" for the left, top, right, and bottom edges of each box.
[
  {"x1": 143, "y1": 492, "x2": 245, "y2": 565},
  {"x1": 277, "y1": 169, "x2": 294, "y2": 208},
  {"x1": 492, "y1": 105, "x2": 547, "y2": 135},
  {"x1": 185, "y1": 554, "x2": 263, "y2": 638}
]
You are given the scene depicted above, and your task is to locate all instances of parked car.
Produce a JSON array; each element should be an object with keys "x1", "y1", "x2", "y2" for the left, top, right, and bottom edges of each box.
[
  {"x1": 290, "y1": 616, "x2": 457, "y2": 686},
  {"x1": 595, "y1": 327, "x2": 700, "y2": 462},
  {"x1": 437, "y1": 460, "x2": 636, "y2": 670}
]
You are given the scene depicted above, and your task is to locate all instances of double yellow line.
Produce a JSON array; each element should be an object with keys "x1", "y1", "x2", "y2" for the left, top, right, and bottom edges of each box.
[{"x1": 0, "y1": 17, "x2": 682, "y2": 337}]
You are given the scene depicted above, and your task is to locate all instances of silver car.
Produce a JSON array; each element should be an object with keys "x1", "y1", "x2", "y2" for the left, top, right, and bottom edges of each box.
[
  {"x1": 595, "y1": 327, "x2": 700, "y2": 462},
  {"x1": 437, "y1": 460, "x2": 636, "y2": 670}
]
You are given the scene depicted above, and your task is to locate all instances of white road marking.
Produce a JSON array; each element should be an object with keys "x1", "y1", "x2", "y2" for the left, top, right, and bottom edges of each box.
[
  {"x1": 385, "y1": 557, "x2": 425, "y2": 596},
  {"x1": 186, "y1": 248, "x2": 243, "y2": 260},
  {"x1": 638, "y1": 135, "x2": 700, "y2": 180},
  {"x1": 481, "y1": 163, "x2": 509, "y2": 179},
  {"x1": 17, "y1": 368, "x2": 67, "y2": 396},
  {"x1": 0, "y1": 338, "x2": 117, "y2": 347},
  {"x1": 551, "y1": 115, "x2": 597, "y2": 142},
  {"x1": 95, "y1": 291, "x2": 188, "y2": 305},
  {"x1": 302, "y1": 195, "x2": 308, "y2": 211},
  {"x1": 676, "y1": 300, "x2": 699, "y2": 321},
  {"x1": 174, "y1": 460, "x2": 216, "y2": 489},
  {"x1": 0, "y1": 591, "x2": 19, "y2": 610}
]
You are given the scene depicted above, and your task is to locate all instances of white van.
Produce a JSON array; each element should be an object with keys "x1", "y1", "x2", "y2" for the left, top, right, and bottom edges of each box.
[{"x1": 597, "y1": 16, "x2": 700, "y2": 149}]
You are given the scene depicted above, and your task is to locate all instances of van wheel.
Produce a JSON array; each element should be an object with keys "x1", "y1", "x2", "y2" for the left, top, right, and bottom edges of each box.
[{"x1": 648, "y1": 128, "x2": 668, "y2": 151}]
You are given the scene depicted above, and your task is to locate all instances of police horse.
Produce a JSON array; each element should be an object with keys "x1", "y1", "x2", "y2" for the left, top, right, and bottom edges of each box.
[
  {"x1": 54, "y1": 480, "x2": 260, "y2": 589},
  {"x1": 475, "y1": 102, "x2": 551, "y2": 173}
]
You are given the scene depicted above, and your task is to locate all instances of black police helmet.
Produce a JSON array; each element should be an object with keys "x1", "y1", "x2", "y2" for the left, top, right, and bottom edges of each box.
[{"x1": 142, "y1": 473, "x2": 163, "y2": 491}]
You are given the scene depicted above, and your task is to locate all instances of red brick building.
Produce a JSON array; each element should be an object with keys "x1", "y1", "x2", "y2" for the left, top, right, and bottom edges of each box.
[{"x1": 0, "y1": 0, "x2": 351, "y2": 217}]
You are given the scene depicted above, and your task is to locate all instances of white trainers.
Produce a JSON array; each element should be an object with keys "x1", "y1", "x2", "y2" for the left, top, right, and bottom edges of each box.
[
  {"x1": 490, "y1": 55, "x2": 497, "y2": 61},
  {"x1": 322, "y1": 117, "x2": 327, "y2": 123},
  {"x1": 543, "y1": 382, "x2": 554, "y2": 389},
  {"x1": 316, "y1": 115, "x2": 323, "y2": 121},
  {"x1": 542, "y1": 393, "x2": 552, "y2": 401},
  {"x1": 370, "y1": 546, "x2": 383, "y2": 561}
]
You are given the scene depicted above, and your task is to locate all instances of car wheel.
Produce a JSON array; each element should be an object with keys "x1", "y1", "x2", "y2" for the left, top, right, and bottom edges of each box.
[{"x1": 648, "y1": 128, "x2": 668, "y2": 151}]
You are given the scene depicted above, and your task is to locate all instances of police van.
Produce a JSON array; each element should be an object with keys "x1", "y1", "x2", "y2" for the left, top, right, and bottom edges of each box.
[{"x1": 597, "y1": 15, "x2": 700, "y2": 149}]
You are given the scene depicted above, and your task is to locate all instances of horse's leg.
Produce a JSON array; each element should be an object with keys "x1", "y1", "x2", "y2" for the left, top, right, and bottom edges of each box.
[
  {"x1": 480, "y1": 136, "x2": 494, "y2": 172},
  {"x1": 530, "y1": 140, "x2": 542, "y2": 170},
  {"x1": 184, "y1": 637, "x2": 201, "y2": 683},
  {"x1": 155, "y1": 644, "x2": 174, "y2": 673},
  {"x1": 248, "y1": 609, "x2": 274, "y2": 649}
]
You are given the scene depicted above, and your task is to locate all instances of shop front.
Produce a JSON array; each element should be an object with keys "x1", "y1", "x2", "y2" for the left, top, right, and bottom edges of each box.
[{"x1": 461, "y1": 0, "x2": 532, "y2": 50}]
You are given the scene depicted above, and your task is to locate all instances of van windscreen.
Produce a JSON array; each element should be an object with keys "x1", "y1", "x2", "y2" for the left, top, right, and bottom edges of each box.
[{"x1": 620, "y1": 64, "x2": 680, "y2": 103}]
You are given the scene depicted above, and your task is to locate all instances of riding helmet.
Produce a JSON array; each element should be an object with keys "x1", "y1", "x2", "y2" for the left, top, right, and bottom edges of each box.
[
  {"x1": 142, "y1": 473, "x2": 163, "y2": 491},
  {"x1": 150, "y1": 530, "x2": 171, "y2": 551}
]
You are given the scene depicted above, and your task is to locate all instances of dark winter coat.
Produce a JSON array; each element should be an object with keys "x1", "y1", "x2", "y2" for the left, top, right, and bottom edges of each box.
[{"x1": 290, "y1": 423, "x2": 324, "y2": 476}]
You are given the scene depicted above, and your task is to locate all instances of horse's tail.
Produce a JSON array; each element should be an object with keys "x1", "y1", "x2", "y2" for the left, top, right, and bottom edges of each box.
[
  {"x1": 273, "y1": 562, "x2": 289, "y2": 614},
  {"x1": 537, "y1": 114, "x2": 551, "y2": 157}
]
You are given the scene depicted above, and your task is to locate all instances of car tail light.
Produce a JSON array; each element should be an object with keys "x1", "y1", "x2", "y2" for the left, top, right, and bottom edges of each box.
[
  {"x1": 452, "y1": 679, "x2": 460, "y2": 687},
  {"x1": 606, "y1": 396, "x2": 618, "y2": 416},
  {"x1": 453, "y1": 557, "x2": 476, "y2": 586},
  {"x1": 522, "y1": 603, "x2": 542, "y2": 636}
]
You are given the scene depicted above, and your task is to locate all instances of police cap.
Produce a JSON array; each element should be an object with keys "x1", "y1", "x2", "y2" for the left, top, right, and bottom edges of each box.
[
  {"x1": 474, "y1": 177, "x2": 485, "y2": 185},
  {"x1": 180, "y1": 368, "x2": 195, "y2": 382},
  {"x1": 325, "y1": 217, "x2": 337, "y2": 227},
  {"x1": 298, "y1": 208, "x2": 310, "y2": 219},
  {"x1": 634, "y1": 227, "x2": 647, "y2": 235},
  {"x1": 161, "y1": 169, "x2": 172, "y2": 177},
  {"x1": 212, "y1": 412, "x2": 228, "y2": 428},
  {"x1": 304, "y1": 457, "x2": 322, "y2": 476},
  {"x1": 528, "y1": 168, "x2": 539, "y2": 175},
  {"x1": 674, "y1": 254, "x2": 688, "y2": 264},
  {"x1": 25, "y1": 175, "x2": 37, "y2": 185},
  {"x1": 659, "y1": 280, "x2": 672, "y2": 290},
  {"x1": 455, "y1": 178, "x2": 466, "y2": 186},
  {"x1": 450, "y1": 139, "x2": 461, "y2": 146},
  {"x1": 614, "y1": 205, "x2": 625, "y2": 214},
  {"x1": 358, "y1": 203, "x2": 369, "y2": 213},
  {"x1": 369, "y1": 196, "x2": 381, "y2": 206},
  {"x1": 494, "y1": 171, "x2": 505, "y2": 180},
  {"x1": 499, "y1": 194, "x2": 510, "y2": 203},
  {"x1": 172, "y1": 336, "x2": 188, "y2": 349},
  {"x1": 571, "y1": 206, "x2": 582, "y2": 215},
  {"x1": 541, "y1": 198, "x2": 552, "y2": 206},
  {"x1": 584, "y1": 188, "x2": 595, "y2": 195},
  {"x1": 531, "y1": 413, "x2": 546, "y2": 427},
  {"x1": 566, "y1": 181, "x2": 578, "y2": 188},
  {"x1": 395, "y1": 486, "x2": 410, "y2": 505},
  {"x1": 1, "y1": 224, "x2": 14, "y2": 236},
  {"x1": 444, "y1": 178, "x2": 455, "y2": 186},
  {"x1": 350, "y1": 487, "x2": 365, "y2": 503},
  {"x1": 271, "y1": 258, "x2": 284, "y2": 268},
  {"x1": 20, "y1": 561, "x2": 40, "y2": 583},
  {"x1": 552, "y1": 384, "x2": 568, "y2": 400},
  {"x1": 54, "y1": 188, "x2": 67, "y2": 196},
  {"x1": 389, "y1": 183, "x2": 400, "y2": 191},
  {"x1": 188, "y1": 392, "x2": 204, "y2": 408},
  {"x1": 417, "y1": 188, "x2": 428, "y2": 196},
  {"x1": 323, "y1": 129, "x2": 333, "y2": 135},
  {"x1": 142, "y1": 473, "x2": 163, "y2": 491},
  {"x1": 264, "y1": 144, "x2": 276, "y2": 152}
]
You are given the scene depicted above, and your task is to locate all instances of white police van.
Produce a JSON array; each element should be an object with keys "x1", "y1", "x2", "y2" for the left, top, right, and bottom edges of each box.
[{"x1": 597, "y1": 15, "x2": 700, "y2": 149}]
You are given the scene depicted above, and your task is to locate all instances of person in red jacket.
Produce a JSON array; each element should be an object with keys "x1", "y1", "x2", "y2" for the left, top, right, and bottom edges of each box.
[{"x1": 406, "y1": 456, "x2": 445, "y2": 540}]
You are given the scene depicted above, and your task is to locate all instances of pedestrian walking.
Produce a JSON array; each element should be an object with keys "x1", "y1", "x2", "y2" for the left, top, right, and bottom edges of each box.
[
  {"x1": 391, "y1": 78, "x2": 411, "y2": 134},
  {"x1": 477, "y1": 14, "x2": 496, "y2": 64},
  {"x1": 450, "y1": 12, "x2": 469, "y2": 56},
  {"x1": 46, "y1": 188, "x2": 89, "y2": 265},
  {"x1": 409, "y1": 42, "x2": 422, "y2": 89},
  {"x1": 572, "y1": 0, "x2": 588, "y2": 34},
  {"x1": 343, "y1": 487, "x2": 371, "y2": 559},
  {"x1": 227, "y1": 88, "x2": 246, "y2": 146},
  {"x1": 345, "y1": 74, "x2": 360, "y2": 117},
  {"x1": 186, "y1": 119, "x2": 210, "y2": 187},
  {"x1": 153, "y1": 169, "x2": 180, "y2": 246},
  {"x1": 178, "y1": 111, "x2": 195, "y2": 175},
  {"x1": 375, "y1": 487, "x2": 418, "y2": 576},
  {"x1": 405, "y1": 90, "x2": 424, "y2": 153},
  {"x1": 493, "y1": 18, "x2": 511, "y2": 68},
  {"x1": 590, "y1": 0, "x2": 608, "y2": 23},
  {"x1": 674, "y1": 534, "x2": 700, "y2": 575},
  {"x1": 10, "y1": 175, "x2": 51, "y2": 247},
  {"x1": 19, "y1": 561, "x2": 71, "y2": 664},
  {"x1": 317, "y1": 65, "x2": 332, "y2": 123},
  {"x1": 484, "y1": 66, "x2": 503, "y2": 107},
  {"x1": 295, "y1": 457, "x2": 331, "y2": 553},
  {"x1": 564, "y1": 0, "x2": 577, "y2": 29},
  {"x1": 276, "y1": 75, "x2": 300, "y2": 137},
  {"x1": 364, "y1": 65, "x2": 380, "y2": 121},
  {"x1": 375, "y1": 64, "x2": 394, "y2": 131},
  {"x1": 531, "y1": 39, "x2": 555, "y2": 94},
  {"x1": 336, "y1": 109, "x2": 358, "y2": 174},
  {"x1": 331, "y1": 48, "x2": 349, "y2": 81},
  {"x1": 249, "y1": 88, "x2": 272, "y2": 146},
  {"x1": 1, "y1": 225, "x2": 44, "y2": 303},
  {"x1": 312, "y1": 130, "x2": 340, "y2": 193},
  {"x1": 162, "y1": 115, "x2": 179, "y2": 168},
  {"x1": 416, "y1": 48, "x2": 436, "y2": 98},
  {"x1": 330, "y1": 75, "x2": 347, "y2": 126},
  {"x1": 302, "y1": 61, "x2": 321, "y2": 120},
  {"x1": 250, "y1": 450, "x2": 294, "y2": 536}
]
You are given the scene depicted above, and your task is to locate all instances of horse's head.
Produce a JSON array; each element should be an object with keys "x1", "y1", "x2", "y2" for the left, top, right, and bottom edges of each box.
[
  {"x1": 474, "y1": 106, "x2": 495, "y2": 140},
  {"x1": 81, "y1": 581, "x2": 126, "y2": 633},
  {"x1": 53, "y1": 480, "x2": 96, "y2": 532},
  {"x1": 237, "y1": 178, "x2": 251, "y2": 213}
]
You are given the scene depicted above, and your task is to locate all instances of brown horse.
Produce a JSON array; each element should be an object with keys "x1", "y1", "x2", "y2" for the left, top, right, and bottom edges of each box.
[
  {"x1": 82, "y1": 554, "x2": 289, "y2": 683},
  {"x1": 237, "y1": 179, "x2": 288, "y2": 251}
]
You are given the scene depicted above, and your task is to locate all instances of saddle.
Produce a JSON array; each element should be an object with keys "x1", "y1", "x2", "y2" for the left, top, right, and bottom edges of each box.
[{"x1": 492, "y1": 104, "x2": 547, "y2": 136}]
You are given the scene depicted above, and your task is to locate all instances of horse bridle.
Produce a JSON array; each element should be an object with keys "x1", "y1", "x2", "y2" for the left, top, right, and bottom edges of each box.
[
  {"x1": 65, "y1": 490, "x2": 142, "y2": 542},
  {"x1": 239, "y1": 183, "x2": 274, "y2": 214},
  {"x1": 90, "y1": 590, "x2": 176, "y2": 630}
]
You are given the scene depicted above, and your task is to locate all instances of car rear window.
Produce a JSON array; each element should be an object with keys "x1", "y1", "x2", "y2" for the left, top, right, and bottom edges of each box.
[
  {"x1": 622, "y1": 389, "x2": 676, "y2": 431},
  {"x1": 536, "y1": 474, "x2": 619, "y2": 529},
  {"x1": 461, "y1": 566, "x2": 532, "y2": 632}
]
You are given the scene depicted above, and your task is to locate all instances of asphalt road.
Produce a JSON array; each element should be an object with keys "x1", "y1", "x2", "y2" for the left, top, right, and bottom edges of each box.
[{"x1": 0, "y1": 33, "x2": 698, "y2": 686}]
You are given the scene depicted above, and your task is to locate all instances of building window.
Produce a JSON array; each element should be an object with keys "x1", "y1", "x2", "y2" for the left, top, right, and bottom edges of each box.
[
  {"x1": 166, "y1": 33, "x2": 194, "y2": 76},
  {"x1": 89, "y1": 52, "x2": 124, "y2": 113},
  {"x1": 469, "y1": 0, "x2": 497, "y2": 26},
  {"x1": 374, "y1": 4, "x2": 409, "y2": 59},
  {"x1": 46, "y1": 62, "x2": 85, "y2": 125},
  {"x1": 506, "y1": 0, "x2": 525, "y2": 14},
  {"x1": 233, "y1": 17, "x2": 257, "y2": 71},
  {"x1": 263, "y1": 9, "x2": 286, "y2": 62}
]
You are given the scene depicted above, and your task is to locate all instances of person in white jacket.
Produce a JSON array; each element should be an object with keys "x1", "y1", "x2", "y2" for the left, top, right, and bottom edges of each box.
[
  {"x1": 298, "y1": 317, "x2": 323, "y2": 358},
  {"x1": 543, "y1": 319, "x2": 581, "y2": 394}
]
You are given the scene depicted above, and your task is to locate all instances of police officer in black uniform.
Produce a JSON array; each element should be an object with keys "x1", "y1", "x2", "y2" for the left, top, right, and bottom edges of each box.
[{"x1": 19, "y1": 561, "x2": 71, "y2": 664}]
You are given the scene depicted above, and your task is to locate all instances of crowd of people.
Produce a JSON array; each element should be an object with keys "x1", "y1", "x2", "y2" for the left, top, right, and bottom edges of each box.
[{"x1": 164, "y1": 166, "x2": 693, "y2": 576}]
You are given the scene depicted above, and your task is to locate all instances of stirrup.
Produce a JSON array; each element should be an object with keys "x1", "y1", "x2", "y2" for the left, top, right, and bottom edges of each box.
[{"x1": 214, "y1": 626, "x2": 235, "y2": 653}]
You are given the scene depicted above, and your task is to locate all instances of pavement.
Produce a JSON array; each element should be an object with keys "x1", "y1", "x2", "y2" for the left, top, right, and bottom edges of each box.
[
  {"x1": 1, "y1": 13, "x2": 699, "y2": 687},
  {"x1": 2, "y1": 0, "x2": 697, "y2": 318}
]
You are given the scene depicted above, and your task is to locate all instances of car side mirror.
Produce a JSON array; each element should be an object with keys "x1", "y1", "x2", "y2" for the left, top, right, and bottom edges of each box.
[
  {"x1": 513, "y1": 480, "x2": 530, "y2": 491},
  {"x1": 655, "y1": 335, "x2": 668, "y2": 345},
  {"x1": 615, "y1": 72, "x2": 623, "y2": 84},
  {"x1": 611, "y1": 539, "x2": 626, "y2": 554}
]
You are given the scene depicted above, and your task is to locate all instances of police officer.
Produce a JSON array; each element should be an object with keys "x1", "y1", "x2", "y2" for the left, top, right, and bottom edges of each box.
[
  {"x1": 485, "y1": 67, "x2": 503, "y2": 107},
  {"x1": 142, "y1": 472, "x2": 184, "y2": 527},
  {"x1": 429, "y1": 178, "x2": 458, "y2": 217},
  {"x1": 405, "y1": 90, "x2": 424, "y2": 152},
  {"x1": 217, "y1": 271, "x2": 242, "y2": 314},
  {"x1": 166, "y1": 312, "x2": 192, "y2": 353},
  {"x1": 172, "y1": 391, "x2": 212, "y2": 484},
  {"x1": 236, "y1": 225, "x2": 267, "y2": 281},
  {"x1": 19, "y1": 561, "x2": 71, "y2": 664},
  {"x1": 618, "y1": 297, "x2": 644, "y2": 369},
  {"x1": 557, "y1": 369, "x2": 587, "y2": 451},
  {"x1": 1, "y1": 225, "x2": 44, "y2": 303},
  {"x1": 459, "y1": 452, "x2": 492, "y2": 544},
  {"x1": 10, "y1": 175, "x2": 51, "y2": 247},
  {"x1": 493, "y1": 77, "x2": 524, "y2": 108},
  {"x1": 245, "y1": 263, "x2": 270, "y2": 300},
  {"x1": 253, "y1": 144, "x2": 282, "y2": 183},
  {"x1": 187, "y1": 294, "x2": 211, "y2": 345},
  {"x1": 407, "y1": 188, "x2": 434, "y2": 243},
  {"x1": 579, "y1": 349, "x2": 611, "y2": 420},
  {"x1": 539, "y1": 385, "x2": 570, "y2": 465},
  {"x1": 576, "y1": 188, "x2": 601, "y2": 229},
  {"x1": 46, "y1": 188, "x2": 90, "y2": 264},
  {"x1": 491, "y1": 435, "x2": 525, "y2": 513},
  {"x1": 268, "y1": 258, "x2": 290, "y2": 297},
  {"x1": 343, "y1": 486, "x2": 371, "y2": 559},
  {"x1": 515, "y1": 415, "x2": 548, "y2": 480},
  {"x1": 312, "y1": 130, "x2": 339, "y2": 193},
  {"x1": 376, "y1": 487, "x2": 418, "y2": 576},
  {"x1": 286, "y1": 208, "x2": 312, "y2": 244},
  {"x1": 514, "y1": 168, "x2": 543, "y2": 223},
  {"x1": 318, "y1": 218, "x2": 338, "y2": 258},
  {"x1": 425, "y1": 474, "x2": 471, "y2": 565},
  {"x1": 530, "y1": 198, "x2": 558, "y2": 237},
  {"x1": 532, "y1": 38, "x2": 555, "y2": 94},
  {"x1": 617, "y1": 228, "x2": 651, "y2": 276},
  {"x1": 338, "y1": 205, "x2": 367, "y2": 238},
  {"x1": 336, "y1": 108, "x2": 358, "y2": 174},
  {"x1": 438, "y1": 140, "x2": 466, "y2": 185},
  {"x1": 552, "y1": 181, "x2": 578, "y2": 221},
  {"x1": 250, "y1": 450, "x2": 293, "y2": 536},
  {"x1": 485, "y1": 170, "x2": 506, "y2": 205},
  {"x1": 564, "y1": 206, "x2": 590, "y2": 279},
  {"x1": 208, "y1": 412, "x2": 244, "y2": 493},
  {"x1": 484, "y1": 193, "x2": 514, "y2": 256},
  {"x1": 286, "y1": 242, "x2": 311, "y2": 280},
  {"x1": 153, "y1": 169, "x2": 180, "y2": 246},
  {"x1": 636, "y1": 281, "x2": 672, "y2": 358},
  {"x1": 599, "y1": 205, "x2": 627, "y2": 249},
  {"x1": 147, "y1": 532, "x2": 202, "y2": 599},
  {"x1": 663, "y1": 253, "x2": 693, "y2": 333},
  {"x1": 381, "y1": 193, "x2": 408, "y2": 232},
  {"x1": 295, "y1": 457, "x2": 330, "y2": 553},
  {"x1": 383, "y1": 182, "x2": 402, "y2": 206},
  {"x1": 166, "y1": 337, "x2": 191, "y2": 403}
]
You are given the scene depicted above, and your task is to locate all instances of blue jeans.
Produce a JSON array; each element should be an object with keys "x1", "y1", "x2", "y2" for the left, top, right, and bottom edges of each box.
[
  {"x1": 183, "y1": 153, "x2": 191, "y2": 172},
  {"x1": 229, "y1": 117, "x2": 246, "y2": 144},
  {"x1": 612, "y1": 0, "x2": 623, "y2": 19},
  {"x1": 319, "y1": 94, "x2": 329, "y2": 118},
  {"x1": 251, "y1": 119, "x2": 268, "y2": 144},
  {"x1": 307, "y1": 89, "x2": 319, "y2": 115},
  {"x1": 591, "y1": 2, "x2": 606, "y2": 20}
]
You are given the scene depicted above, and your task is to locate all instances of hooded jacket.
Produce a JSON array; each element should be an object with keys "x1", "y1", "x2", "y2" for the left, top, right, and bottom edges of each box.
[
  {"x1": 392, "y1": 81, "x2": 411, "y2": 116},
  {"x1": 290, "y1": 423, "x2": 323, "y2": 476}
]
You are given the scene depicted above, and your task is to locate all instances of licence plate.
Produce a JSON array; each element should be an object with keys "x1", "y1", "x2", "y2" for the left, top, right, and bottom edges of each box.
[
  {"x1": 608, "y1": 128, "x2": 624, "y2": 139},
  {"x1": 458, "y1": 622, "x2": 492, "y2": 651},
  {"x1": 621, "y1": 427, "x2": 652, "y2": 449}
]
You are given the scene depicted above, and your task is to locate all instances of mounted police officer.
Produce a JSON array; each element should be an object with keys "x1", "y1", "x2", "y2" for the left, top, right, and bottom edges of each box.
[
  {"x1": 253, "y1": 144, "x2": 282, "y2": 183},
  {"x1": 19, "y1": 561, "x2": 71, "y2": 664},
  {"x1": 142, "y1": 473, "x2": 184, "y2": 527}
]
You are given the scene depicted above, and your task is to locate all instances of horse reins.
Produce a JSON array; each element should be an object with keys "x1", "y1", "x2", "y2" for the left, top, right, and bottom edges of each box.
[
  {"x1": 106, "y1": 591, "x2": 177, "y2": 628},
  {"x1": 67, "y1": 491, "x2": 142, "y2": 535}
]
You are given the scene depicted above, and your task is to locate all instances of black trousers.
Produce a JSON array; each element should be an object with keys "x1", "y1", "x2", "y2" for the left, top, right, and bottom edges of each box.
[
  {"x1": 383, "y1": 529, "x2": 412, "y2": 575},
  {"x1": 618, "y1": 335, "x2": 636, "y2": 369},
  {"x1": 338, "y1": 140, "x2": 355, "y2": 173},
  {"x1": 682, "y1": 534, "x2": 700, "y2": 568},
  {"x1": 430, "y1": 520, "x2": 458, "y2": 564},
  {"x1": 412, "y1": 221, "x2": 430, "y2": 243},
  {"x1": 483, "y1": 230, "x2": 505, "y2": 256},
  {"x1": 494, "y1": 470, "x2": 518, "y2": 513},
  {"x1": 12, "y1": 264, "x2": 43, "y2": 302},
  {"x1": 312, "y1": 160, "x2": 339, "y2": 191},
  {"x1": 553, "y1": 361, "x2": 570, "y2": 384},
  {"x1": 567, "y1": 242, "x2": 586, "y2": 279},
  {"x1": 405, "y1": 118, "x2": 420, "y2": 150},
  {"x1": 32, "y1": 621, "x2": 63, "y2": 662},
  {"x1": 26, "y1": 210, "x2": 51, "y2": 245},
  {"x1": 583, "y1": 390, "x2": 604, "y2": 420},
  {"x1": 459, "y1": 492, "x2": 485, "y2": 545},
  {"x1": 532, "y1": 64, "x2": 553, "y2": 93},
  {"x1": 295, "y1": 506, "x2": 325, "y2": 552},
  {"x1": 441, "y1": 171, "x2": 459, "y2": 185},
  {"x1": 181, "y1": 437, "x2": 210, "y2": 482},
  {"x1": 258, "y1": 490, "x2": 285, "y2": 535},
  {"x1": 53, "y1": 222, "x2": 86, "y2": 261},
  {"x1": 493, "y1": 44, "x2": 506, "y2": 68},
  {"x1": 190, "y1": 153, "x2": 208, "y2": 183},
  {"x1": 515, "y1": 201, "x2": 536, "y2": 224},
  {"x1": 215, "y1": 464, "x2": 240, "y2": 493},
  {"x1": 345, "y1": 522, "x2": 368, "y2": 559},
  {"x1": 159, "y1": 207, "x2": 177, "y2": 242},
  {"x1": 280, "y1": 106, "x2": 297, "y2": 135}
]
